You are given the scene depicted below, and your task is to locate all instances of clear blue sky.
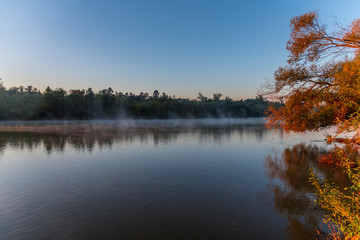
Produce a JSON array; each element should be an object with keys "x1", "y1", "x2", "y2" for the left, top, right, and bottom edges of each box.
[{"x1": 0, "y1": 0, "x2": 359, "y2": 99}]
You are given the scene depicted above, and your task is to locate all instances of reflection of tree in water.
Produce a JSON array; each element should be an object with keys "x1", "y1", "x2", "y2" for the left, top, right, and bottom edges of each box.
[
  {"x1": 0, "y1": 124, "x2": 269, "y2": 153},
  {"x1": 264, "y1": 144, "x2": 349, "y2": 239},
  {"x1": 0, "y1": 130, "x2": 178, "y2": 154},
  {"x1": 197, "y1": 124, "x2": 268, "y2": 145}
]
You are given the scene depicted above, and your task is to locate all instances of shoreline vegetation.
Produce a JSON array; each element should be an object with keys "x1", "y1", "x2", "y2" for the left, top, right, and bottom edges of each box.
[
  {"x1": 0, "y1": 83, "x2": 278, "y2": 120},
  {"x1": 264, "y1": 12, "x2": 360, "y2": 239}
]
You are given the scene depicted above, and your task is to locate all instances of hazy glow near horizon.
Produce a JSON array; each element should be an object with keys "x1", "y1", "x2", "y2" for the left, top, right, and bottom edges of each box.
[{"x1": 0, "y1": 0, "x2": 359, "y2": 99}]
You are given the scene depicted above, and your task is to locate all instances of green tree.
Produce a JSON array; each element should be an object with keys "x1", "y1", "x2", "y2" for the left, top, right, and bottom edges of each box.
[
  {"x1": 68, "y1": 89, "x2": 86, "y2": 119},
  {"x1": 85, "y1": 88, "x2": 96, "y2": 118},
  {"x1": 153, "y1": 90, "x2": 159, "y2": 99},
  {"x1": 99, "y1": 87, "x2": 117, "y2": 117},
  {"x1": 212, "y1": 92, "x2": 223, "y2": 101}
]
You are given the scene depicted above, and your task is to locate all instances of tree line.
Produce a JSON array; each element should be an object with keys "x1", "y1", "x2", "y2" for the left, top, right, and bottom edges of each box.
[{"x1": 0, "y1": 83, "x2": 274, "y2": 120}]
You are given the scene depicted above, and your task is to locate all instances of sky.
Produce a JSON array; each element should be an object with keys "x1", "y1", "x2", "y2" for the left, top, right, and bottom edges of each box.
[{"x1": 0, "y1": 0, "x2": 359, "y2": 99}]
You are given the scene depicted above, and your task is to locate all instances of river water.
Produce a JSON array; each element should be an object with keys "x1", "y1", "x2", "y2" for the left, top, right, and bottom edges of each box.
[{"x1": 0, "y1": 119, "x2": 346, "y2": 239}]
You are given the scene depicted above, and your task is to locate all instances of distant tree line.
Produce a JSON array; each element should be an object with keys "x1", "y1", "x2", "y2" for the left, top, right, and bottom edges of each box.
[{"x1": 0, "y1": 83, "x2": 278, "y2": 120}]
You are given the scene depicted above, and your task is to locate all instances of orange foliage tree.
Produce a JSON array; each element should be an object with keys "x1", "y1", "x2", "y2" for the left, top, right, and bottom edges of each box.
[
  {"x1": 264, "y1": 12, "x2": 360, "y2": 239},
  {"x1": 266, "y1": 11, "x2": 360, "y2": 142}
]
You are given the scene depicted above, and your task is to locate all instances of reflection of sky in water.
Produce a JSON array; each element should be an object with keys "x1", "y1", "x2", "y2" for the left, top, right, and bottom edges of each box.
[{"x1": 0, "y1": 122, "x2": 344, "y2": 239}]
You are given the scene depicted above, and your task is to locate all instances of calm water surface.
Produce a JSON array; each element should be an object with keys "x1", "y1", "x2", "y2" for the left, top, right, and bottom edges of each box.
[{"x1": 0, "y1": 119, "x2": 346, "y2": 239}]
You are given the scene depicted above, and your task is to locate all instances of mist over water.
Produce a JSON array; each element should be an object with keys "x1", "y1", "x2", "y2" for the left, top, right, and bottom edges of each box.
[
  {"x1": 0, "y1": 118, "x2": 265, "y2": 127},
  {"x1": 0, "y1": 118, "x2": 266, "y2": 135},
  {"x1": 0, "y1": 119, "x2": 343, "y2": 239}
]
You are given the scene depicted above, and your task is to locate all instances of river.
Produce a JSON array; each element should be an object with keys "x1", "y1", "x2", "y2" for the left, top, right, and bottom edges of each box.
[{"x1": 0, "y1": 119, "x2": 346, "y2": 239}]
